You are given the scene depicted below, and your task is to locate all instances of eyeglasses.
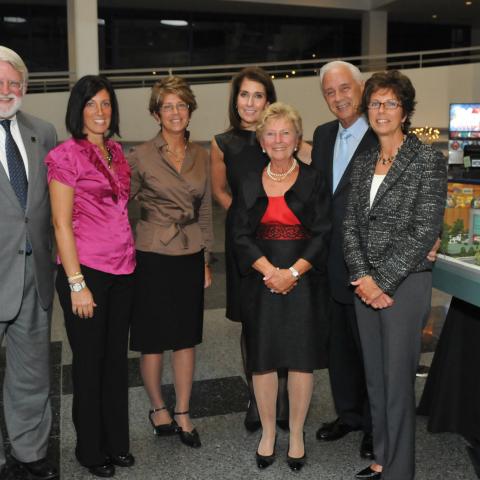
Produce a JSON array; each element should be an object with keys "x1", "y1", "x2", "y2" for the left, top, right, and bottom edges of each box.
[
  {"x1": 0, "y1": 79, "x2": 23, "y2": 92},
  {"x1": 367, "y1": 100, "x2": 402, "y2": 110},
  {"x1": 160, "y1": 103, "x2": 189, "y2": 113}
]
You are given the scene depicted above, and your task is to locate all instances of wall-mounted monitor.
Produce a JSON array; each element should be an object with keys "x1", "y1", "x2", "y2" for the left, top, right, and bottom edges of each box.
[{"x1": 449, "y1": 103, "x2": 480, "y2": 140}]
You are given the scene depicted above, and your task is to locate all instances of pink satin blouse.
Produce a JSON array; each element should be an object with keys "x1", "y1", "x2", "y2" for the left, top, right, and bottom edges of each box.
[{"x1": 45, "y1": 138, "x2": 136, "y2": 275}]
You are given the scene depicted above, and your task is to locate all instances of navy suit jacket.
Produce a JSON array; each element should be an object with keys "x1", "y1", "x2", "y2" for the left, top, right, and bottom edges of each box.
[{"x1": 311, "y1": 119, "x2": 378, "y2": 304}]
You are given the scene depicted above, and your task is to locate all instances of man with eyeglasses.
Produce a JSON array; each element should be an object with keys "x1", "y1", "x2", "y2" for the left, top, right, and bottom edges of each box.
[
  {"x1": 311, "y1": 60, "x2": 377, "y2": 461},
  {"x1": 0, "y1": 46, "x2": 58, "y2": 479}
]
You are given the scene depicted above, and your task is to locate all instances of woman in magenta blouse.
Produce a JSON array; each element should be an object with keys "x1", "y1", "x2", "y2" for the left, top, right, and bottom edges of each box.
[{"x1": 45, "y1": 76, "x2": 135, "y2": 478}]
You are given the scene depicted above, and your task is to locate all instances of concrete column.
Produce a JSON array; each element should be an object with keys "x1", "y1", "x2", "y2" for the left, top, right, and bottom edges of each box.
[
  {"x1": 67, "y1": 0, "x2": 99, "y2": 83},
  {"x1": 361, "y1": 10, "x2": 388, "y2": 72}
]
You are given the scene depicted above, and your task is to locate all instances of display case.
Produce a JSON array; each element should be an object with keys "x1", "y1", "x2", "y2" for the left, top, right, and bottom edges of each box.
[{"x1": 433, "y1": 179, "x2": 480, "y2": 306}]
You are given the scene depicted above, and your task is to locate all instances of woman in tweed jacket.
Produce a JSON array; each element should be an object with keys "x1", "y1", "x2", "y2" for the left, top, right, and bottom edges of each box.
[{"x1": 343, "y1": 70, "x2": 447, "y2": 480}]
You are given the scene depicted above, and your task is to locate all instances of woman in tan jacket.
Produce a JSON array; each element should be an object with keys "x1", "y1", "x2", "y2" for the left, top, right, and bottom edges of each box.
[{"x1": 128, "y1": 76, "x2": 213, "y2": 449}]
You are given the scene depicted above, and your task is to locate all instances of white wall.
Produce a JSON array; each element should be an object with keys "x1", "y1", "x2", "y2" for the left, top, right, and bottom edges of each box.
[{"x1": 22, "y1": 62, "x2": 480, "y2": 143}]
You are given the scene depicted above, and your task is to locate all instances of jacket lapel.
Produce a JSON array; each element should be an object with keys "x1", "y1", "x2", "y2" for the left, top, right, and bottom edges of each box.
[
  {"x1": 325, "y1": 124, "x2": 337, "y2": 196},
  {"x1": 17, "y1": 114, "x2": 40, "y2": 210}
]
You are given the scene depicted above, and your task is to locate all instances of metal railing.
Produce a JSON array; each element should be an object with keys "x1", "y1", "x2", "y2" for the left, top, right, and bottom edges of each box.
[{"x1": 27, "y1": 45, "x2": 480, "y2": 93}]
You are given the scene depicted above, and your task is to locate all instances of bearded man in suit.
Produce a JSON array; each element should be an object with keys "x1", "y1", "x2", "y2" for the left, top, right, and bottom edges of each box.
[
  {"x1": 311, "y1": 61, "x2": 376, "y2": 460},
  {"x1": 0, "y1": 46, "x2": 58, "y2": 480}
]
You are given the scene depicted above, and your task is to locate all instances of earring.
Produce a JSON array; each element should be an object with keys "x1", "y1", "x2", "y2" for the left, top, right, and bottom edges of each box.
[
  {"x1": 262, "y1": 149, "x2": 266, "y2": 154},
  {"x1": 294, "y1": 146, "x2": 298, "y2": 152}
]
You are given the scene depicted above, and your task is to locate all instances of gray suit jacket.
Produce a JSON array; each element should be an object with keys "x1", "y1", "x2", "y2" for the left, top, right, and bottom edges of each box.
[
  {"x1": 343, "y1": 133, "x2": 447, "y2": 296},
  {"x1": 0, "y1": 111, "x2": 57, "y2": 321}
]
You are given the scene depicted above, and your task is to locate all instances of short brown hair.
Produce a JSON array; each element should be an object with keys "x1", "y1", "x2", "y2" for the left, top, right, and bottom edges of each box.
[
  {"x1": 148, "y1": 76, "x2": 197, "y2": 116},
  {"x1": 360, "y1": 70, "x2": 416, "y2": 133},
  {"x1": 228, "y1": 67, "x2": 277, "y2": 130},
  {"x1": 256, "y1": 102, "x2": 303, "y2": 142}
]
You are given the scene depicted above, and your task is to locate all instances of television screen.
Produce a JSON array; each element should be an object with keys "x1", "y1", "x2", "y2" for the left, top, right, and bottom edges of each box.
[{"x1": 449, "y1": 103, "x2": 480, "y2": 140}]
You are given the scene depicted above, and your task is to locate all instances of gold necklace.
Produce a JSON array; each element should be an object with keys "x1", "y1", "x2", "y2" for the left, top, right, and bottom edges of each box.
[
  {"x1": 377, "y1": 136, "x2": 406, "y2": 166},
  {"x1": 99, "y1": 145, "x2": 113, "y2": 169},
  {"x1": 165, "y1": 143, "x2": 187, "y2": 162}
]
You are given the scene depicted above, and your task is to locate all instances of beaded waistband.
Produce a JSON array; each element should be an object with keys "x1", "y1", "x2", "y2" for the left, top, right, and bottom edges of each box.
[{"x1": 256, "y1": 223, "x2": 311, "y2": 240}]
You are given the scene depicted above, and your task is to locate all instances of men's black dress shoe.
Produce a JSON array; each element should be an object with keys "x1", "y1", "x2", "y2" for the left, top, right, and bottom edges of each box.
[
  {"x1": 12, "y1": 457, "x2": 58, "y2": 479},
  {"x1": 244, "y1": 401, "x2": 261, "y2": 432},
  {"x1": 467, "y1": 445, "x2": 480, "y2": 478},
  {"x1": 316, "y1": 418, "x2": 360, "y2": 441},
  {"x1": 360, "y1": 433, "x2": 374, "y2": 459},
  {"x1": 88, "y1": 463, "x2": 115, "y2": 478},
  {"x1": 109, "y1": 453, "x2": 135, "y2": 467},
  {"x1": 355, "y1": 466, "x2": 382, "y2": 479}
]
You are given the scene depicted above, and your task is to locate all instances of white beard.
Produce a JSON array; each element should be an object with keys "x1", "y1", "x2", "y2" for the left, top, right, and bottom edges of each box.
[{"x1": 0, "y1": 94, "x2": 22, "y2": 119}]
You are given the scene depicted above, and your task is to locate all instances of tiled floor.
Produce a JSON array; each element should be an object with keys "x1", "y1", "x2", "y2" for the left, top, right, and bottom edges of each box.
[{"x1": 1, "y1": 204, "x2": 477, "y2": 479}]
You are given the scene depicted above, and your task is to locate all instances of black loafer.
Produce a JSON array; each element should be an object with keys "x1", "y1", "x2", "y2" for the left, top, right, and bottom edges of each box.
[
  {"x1": 360, "y1": 433, "x2": 375, "y2": 459},
  {"x1": 87, "y1": 463, "x2": 115, "y2": 478},
  {"x1": 11, "y1": 457, "x2": 58, "y2": 479},
  {"x1": 355, "y1": 466, "x2": 382, "y2": 479},
  {"x1": 316, "y1": 418, "x2": 360, "y2": 441},
  {"x1": 109, "y1": 453, "x2": 135, "y2": 467}
]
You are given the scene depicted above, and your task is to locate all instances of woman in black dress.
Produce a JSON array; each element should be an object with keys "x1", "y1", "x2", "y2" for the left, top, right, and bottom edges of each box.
[
  {"x1": 210, "y1": 67, "x2": 311, "y2": 431},
  {"x1": 232, "y1": 102, "x2": 330, "y2": 471}
]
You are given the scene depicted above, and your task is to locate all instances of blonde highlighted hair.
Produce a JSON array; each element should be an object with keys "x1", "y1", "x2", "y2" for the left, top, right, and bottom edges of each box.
[{"x1": 256, "y1": 101, "x2": 303, "y2": 142}]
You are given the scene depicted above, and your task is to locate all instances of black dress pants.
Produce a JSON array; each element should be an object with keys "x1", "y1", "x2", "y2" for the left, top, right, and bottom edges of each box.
[
  {"x1": 328, "y1": 299, "x2": 371, "y2": 432},
  {"x1": 56, "y1": 265, "x2": 133, "y2": 467}
]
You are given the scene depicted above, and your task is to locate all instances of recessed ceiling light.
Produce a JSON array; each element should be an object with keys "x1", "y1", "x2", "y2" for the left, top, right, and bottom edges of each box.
[
  {"x1": 3, "y1": 16, "x2": 27, "y2": 23},
  {"x1": 160, "y1": 19, "x2": 188, "y2": 27},
  {"x1": 465, "y1": 1, "x2": 472, "y2": 5},
  {"x1": 432, "y1": 14, "x2": 437, "y2": 19}
]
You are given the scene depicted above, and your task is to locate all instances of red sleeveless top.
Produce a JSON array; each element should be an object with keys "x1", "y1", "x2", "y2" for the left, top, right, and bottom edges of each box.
[{"x1": 257, "y1": 196, "x2": 310, "y2": 240}]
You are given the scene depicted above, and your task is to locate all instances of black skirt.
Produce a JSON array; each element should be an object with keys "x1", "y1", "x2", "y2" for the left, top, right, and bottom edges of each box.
[
  {"x1": 240, "y1": 238, "x2": 329, "y2": 373},
  {"x1": 130, "y1": 250, "x2": 204, "y2": 353},
  {"x1": 418, "y1": 297, "x2": 480, "y2": 443}
]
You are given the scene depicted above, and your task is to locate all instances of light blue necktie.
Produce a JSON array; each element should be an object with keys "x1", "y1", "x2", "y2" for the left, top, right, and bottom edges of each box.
[{"x1": 333, "y1": 130, "x2": 351, "y2": 192}]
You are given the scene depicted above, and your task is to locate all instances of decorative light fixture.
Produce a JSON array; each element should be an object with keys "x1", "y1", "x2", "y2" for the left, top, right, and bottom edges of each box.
[
  {"x1": 410, "y1": 126, "x2": 440, "y2": 144},
  {"x1": 160, "y1": 20, "x2": 188, "y2": 27}
]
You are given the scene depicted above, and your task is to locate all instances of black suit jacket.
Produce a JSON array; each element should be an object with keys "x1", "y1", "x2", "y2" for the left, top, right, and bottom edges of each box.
[{"x1": 311, "y1": 119, "x2": 378, "y2": 304}]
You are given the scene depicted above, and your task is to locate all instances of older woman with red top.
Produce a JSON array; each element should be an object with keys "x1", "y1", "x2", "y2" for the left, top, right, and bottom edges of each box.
[
  {"x1": 232, "y1": 102, "x2": 330, "y2": 472},
  {"x1": 45, "y1": 76, "x2": 135, "y2": 478}
]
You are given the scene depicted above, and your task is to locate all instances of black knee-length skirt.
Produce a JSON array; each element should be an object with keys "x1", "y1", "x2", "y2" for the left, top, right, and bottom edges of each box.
[{"x1": 130, "y1": 250, "x2": 204, "y2": 353}]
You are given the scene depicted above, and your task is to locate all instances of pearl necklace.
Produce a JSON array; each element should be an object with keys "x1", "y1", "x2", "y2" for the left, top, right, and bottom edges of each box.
[{"x1": 266, "y1": 158, "x2": 298, "y2": 182}]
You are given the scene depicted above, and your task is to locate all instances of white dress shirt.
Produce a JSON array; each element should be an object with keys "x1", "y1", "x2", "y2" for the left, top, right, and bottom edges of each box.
[{"x1": 0, "y1": 115, "x2": 30, "y2": 180}]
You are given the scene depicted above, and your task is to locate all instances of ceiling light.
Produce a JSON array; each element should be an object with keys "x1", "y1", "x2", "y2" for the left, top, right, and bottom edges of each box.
[
  {"x1": 160, "y1": 20, "x2": 188, "y2": 27},
  {"x1": 465, "y1": 1, "x2": 472, "y2": 5},
  {"x1": 3, "y1": 16, "x2": 27, "y2": 23},
  {"x1": 98, "y1": 18, "x2": 105, "y2": 26},
  {"x1": 432, "y1": 14, "x2": 437, "y2": 19}
]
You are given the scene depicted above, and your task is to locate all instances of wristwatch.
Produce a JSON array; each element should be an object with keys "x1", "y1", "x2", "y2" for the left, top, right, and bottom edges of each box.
[
  {"x1": 289, "y1": 266, "x2": 301, "y2": 280},
  {"x1": 69, "y1": 280, "x2": 86, "y2": 292}
]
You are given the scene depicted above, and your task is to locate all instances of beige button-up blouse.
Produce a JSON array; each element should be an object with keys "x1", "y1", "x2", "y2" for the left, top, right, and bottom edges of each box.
[{"x1": 128, "y1": 133, "x2": 213, "y2": 263}]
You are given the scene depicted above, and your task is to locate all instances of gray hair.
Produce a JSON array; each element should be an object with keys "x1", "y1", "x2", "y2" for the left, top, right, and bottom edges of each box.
[
  {"x1": 319, "y1": 60, "x2": 362, "y2": 85},
  {"x1": 0, "y1": 46, "x2": 29, "y2": 89}
]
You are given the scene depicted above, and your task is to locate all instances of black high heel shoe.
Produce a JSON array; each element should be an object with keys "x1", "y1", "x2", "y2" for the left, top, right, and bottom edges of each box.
[
  {"x1": 256, "y1": 435, "x2": 276, "y2": 469},
  {"x1": 287, "y1": 433, "x2": 306, "y2": 472},
  {"x1": 174, "y1": 410, "x2": 201, "y2": 448},
  {"x1": 149, "y1": 406, "x2": 179, "y2": 436}
]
